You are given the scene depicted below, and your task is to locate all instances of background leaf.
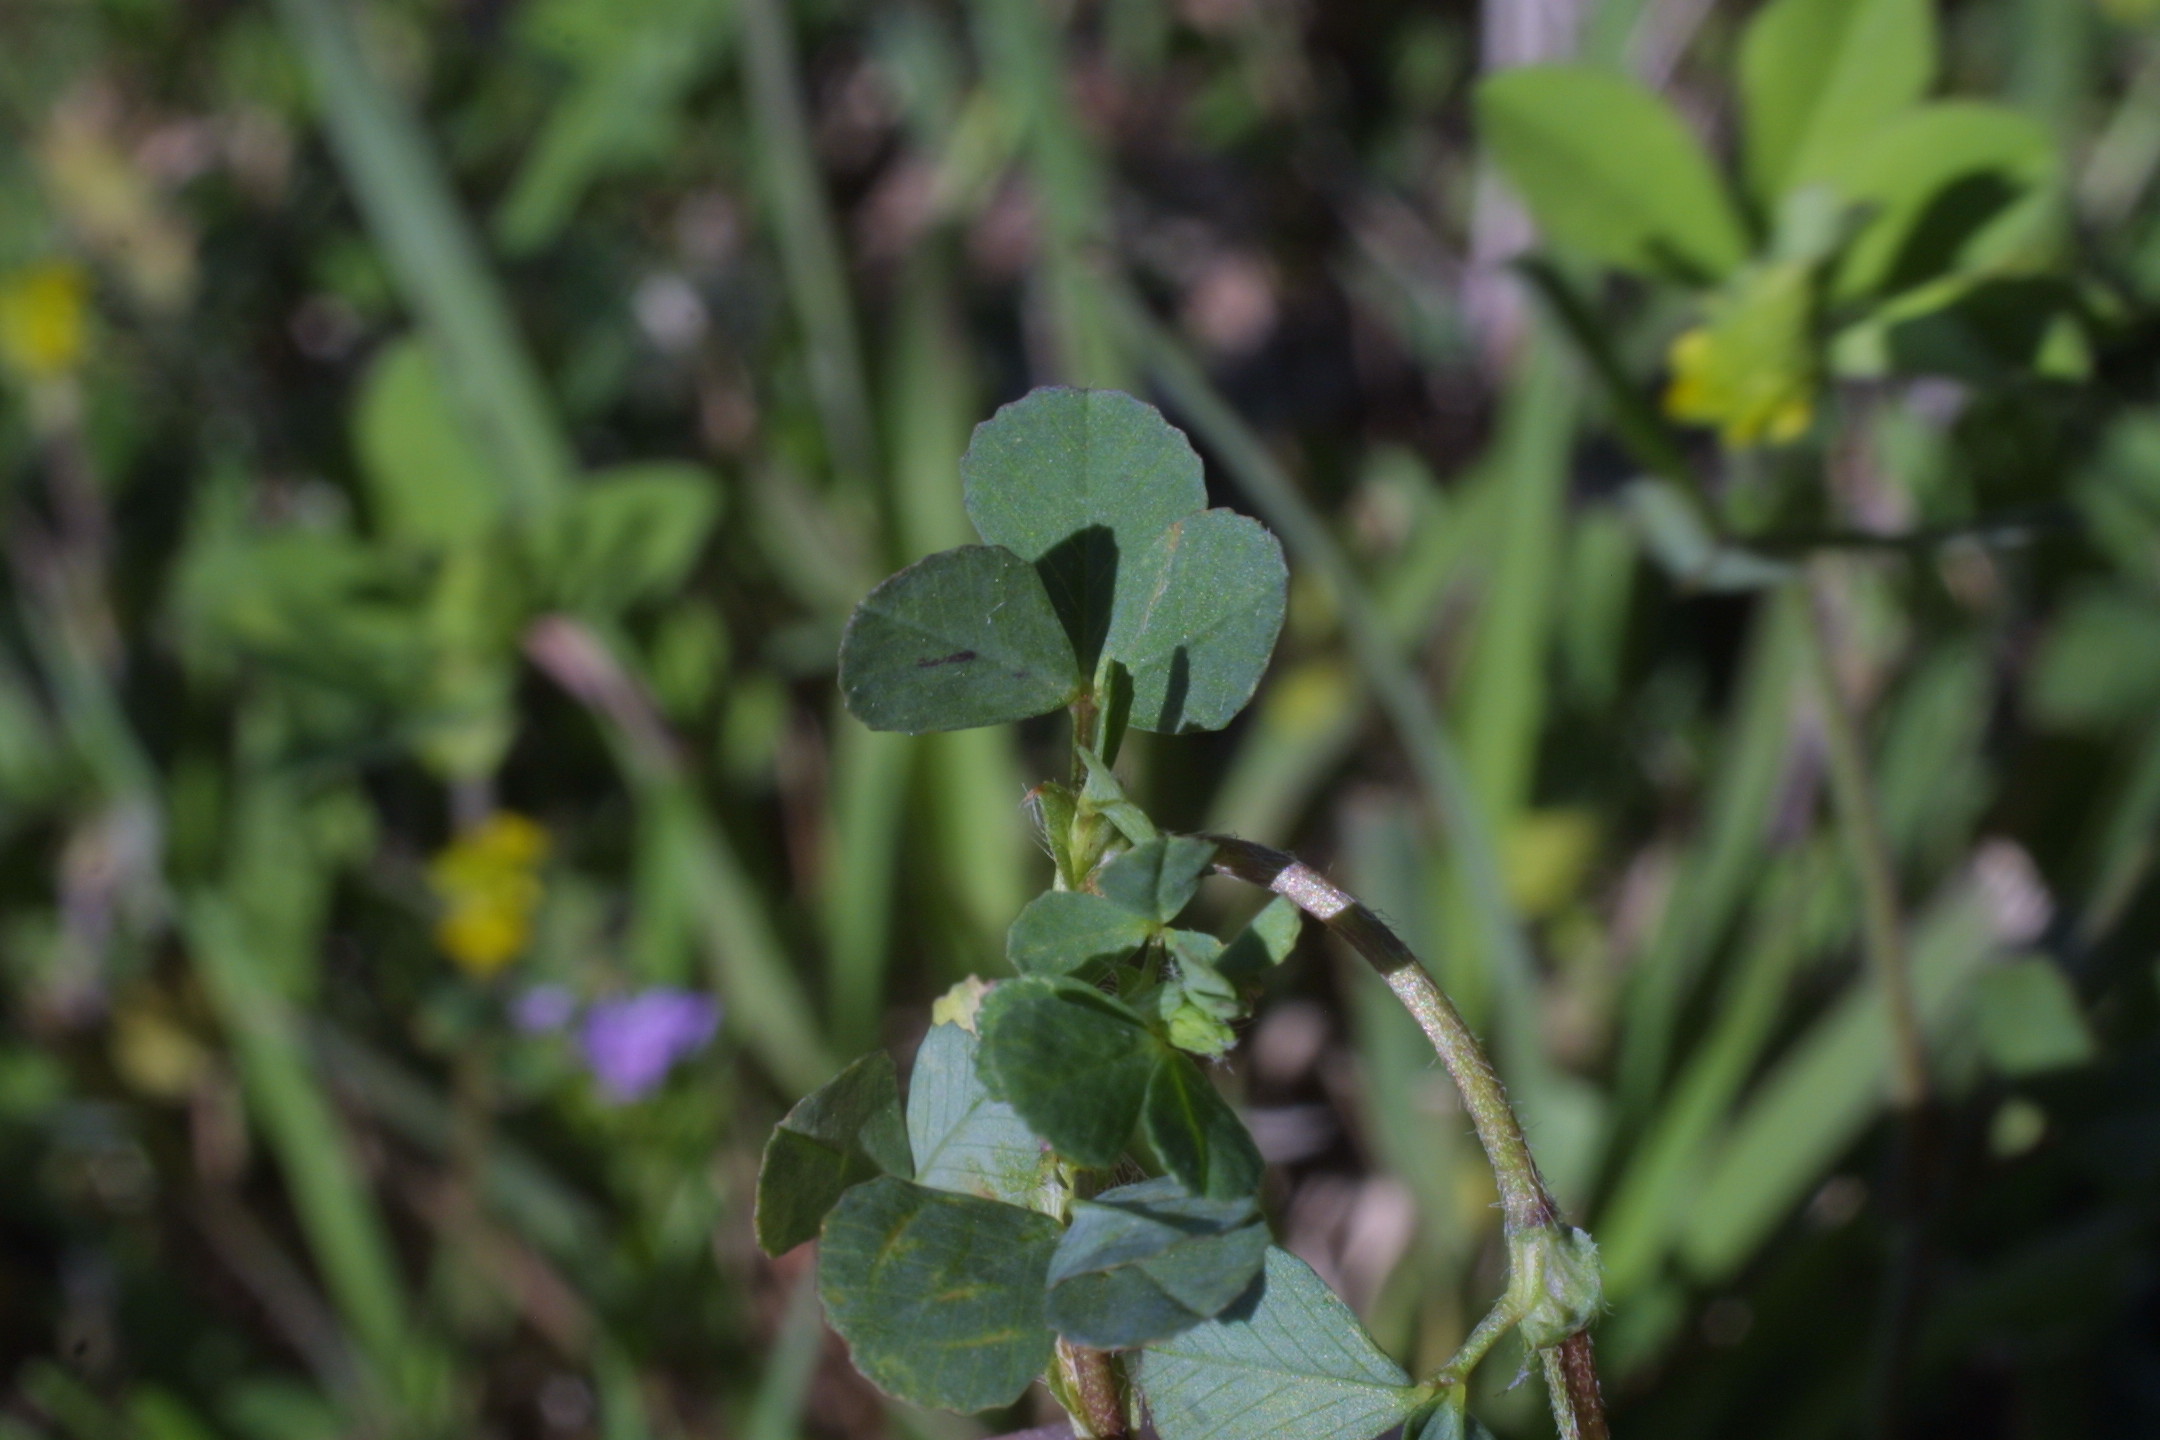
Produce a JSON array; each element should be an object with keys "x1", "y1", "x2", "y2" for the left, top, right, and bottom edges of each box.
[
  {"x1": 818, "y1": 1177, "x2": 1059, "y2": 1413},
  {"x1": 537, "y1": 462, "x2": 722, "y2": 614},
  {"x1": 1477, "y1": 65, "x2": 1748, "y2": 282},
  {"x1": 1738, "y1": 0, "x2": 1935, "y2": 200},
  {"x1": 838, "y1": 545, "x2": 1080, "y2": 732},
  {"x1": 1822, "y1": 102, "x2": 2058, "y2": 301},
  {"x1": 1140, "y1": 1247, "x2": 1420, "y2": 1440},
  {"x1": 354, "y1": 336, "x2": 503, "y2": 551}
]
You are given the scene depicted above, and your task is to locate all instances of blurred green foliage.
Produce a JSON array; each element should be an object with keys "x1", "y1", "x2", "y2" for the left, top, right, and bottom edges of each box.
[{"x1": 1, "y1": 0, "x2": 2159, "y2": 1437}]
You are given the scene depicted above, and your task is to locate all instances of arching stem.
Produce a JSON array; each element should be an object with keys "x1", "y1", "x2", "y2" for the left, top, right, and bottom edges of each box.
[{"x1": 1203, "y1": 835, "x2": 1608, "y2": 1440}]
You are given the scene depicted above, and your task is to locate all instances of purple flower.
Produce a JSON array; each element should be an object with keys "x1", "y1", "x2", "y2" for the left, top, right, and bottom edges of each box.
[
  {"x1": 578, "y1": 989, "x2": 720, "y2": 1102},
  {"x1": 512, "y1": 984, "x2": 578, "y2": 1033}
]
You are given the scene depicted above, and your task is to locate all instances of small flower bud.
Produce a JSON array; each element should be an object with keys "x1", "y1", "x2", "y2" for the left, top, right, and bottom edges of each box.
[{"x1": 1511, "y1": 1224, "x2": 1603, "y2": 1351}]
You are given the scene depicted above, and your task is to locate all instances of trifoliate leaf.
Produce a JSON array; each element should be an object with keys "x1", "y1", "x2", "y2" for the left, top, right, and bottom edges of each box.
[
  {"x1": 1046, "y1": 1177, "x2": 1270, "y2": 1350},
  {"x1": 1143, "y1": 1054, "x2": 1263, "y2": 1199},
  {"x1": 754, "y1": 1051, "x2": 913, "y2": 1255},
  {"x1": 839, "y1": 545, "x2": 1080, "y2": 733},
  {"x1": 978, "y1": 978, "x2": 1158, "y2": 1168},
  {"x1": 1107, "y1": 510, "x2": 1288, "y2": 733},
  {"x1": 1007, "y1": 891, "x2": 1159, "y2": 977},
  {"x1": 963, "y1": 388, "x2": 1208, "y2": 673},
  {"x1": 955, "y1": 389, "x2": 1286, "y2": 734},
  {"x1": 1098, "y1": 837, "x2": 1217, "y2": 926},
  {"x1": 819, "y1": 1177, "x2": 1059, "y2": 1412},
  {"x1": 1140, "y1": 1247, "x2": 1421, "y2": 1440},
  {"x1": 907, "y1": 1021, "x2": 1054, "y2": 1206}
]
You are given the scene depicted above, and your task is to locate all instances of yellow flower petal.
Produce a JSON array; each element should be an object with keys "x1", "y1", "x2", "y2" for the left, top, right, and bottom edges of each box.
[{"x1": 0, "y1": 261, "x2": 89, "y2": 381}]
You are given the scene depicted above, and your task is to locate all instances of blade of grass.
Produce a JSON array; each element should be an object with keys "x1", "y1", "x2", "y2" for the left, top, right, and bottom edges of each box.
[
  {"x1": 887, "y1": 257, "x2": 1029, "y2": 953},
  {"x1": 741, "y1": 1269, "x2": 825, "y2": 1440},
  {"x1": 1206, "y1": 467, "x2": 1509, "y2": 845},
  {"x1": 736, "y1": 0, "x2": 880, "y2": 495},
  {"x1": 825, "y1": 718, "x2": 912, "y2": 1051},
  {"x1": 271, "y1": 0, "x2": 573, "y2": 513},
  {"x1": 185, "y1": 893, "x2": 412, "y2": 1407},
  {"x1": 1677, "y1": 877, "x2": 1999, "y2": 1282},
  {"x1": 1615, "y1": 588, "x2": 1806, "y2": 1114},
  {"x1": 1434, "y1": 331, "x2": 1577, "y2": 1030},
  {"x1": 1597, "y1": 849, "x2": 1834, "y2": 1298},
  {"x1": 969, "y1": 0, "x2": 1127, "y2": 386}
]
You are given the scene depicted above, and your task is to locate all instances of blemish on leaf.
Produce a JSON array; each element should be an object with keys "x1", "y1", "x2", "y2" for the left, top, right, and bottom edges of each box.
[{"x1": 917, "y1": 650, "x2": 978, "y2": 668}]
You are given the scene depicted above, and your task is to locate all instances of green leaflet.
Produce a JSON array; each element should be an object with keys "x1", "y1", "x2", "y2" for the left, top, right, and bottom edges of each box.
[
  {"x1": 1006, "y1": 891, "x2": 1157, "y2": 977},
  {"x1": 1140, "y1": 1247, "x2": 1421, "y2": 1440},
  {"x1": 1098, "y1": 836, "x2": 1216, "y2": 924},
  {"x1": 1476, "y1": 65, "x2": 1747, "y2": 284},
  {"x1": 1217, "y1": 897, "x2": 1302, "y2": 983},
  {"x1": 906, "y1": 1022, "x2": 1055, "y2": 1205},
  {"x1": 754, "y1": 1051, "x2": 913, "y2": 1255},
  {"x1": 1110, "y1": 509, "x2": 1288, "y2": 733},
  {"x1": 818, "y1": 1177, "x2": 1060, "y2": 1413},
  {"x1": 1738, "y1": 0, "x2": 1934, "y2": 200},
  {"x1": 1045, "y1": 1177, "x2": 1269, "y2": 1350},
  {"x1": 839, "y1": 545, "x2": 1081, "y2": 732},
  {"x1": 1158, "y1": 930, "x2": 1239, "y2": 1059},
  {"x1": 977, "y1": 977, "x2": 1158, "y2": 1168},
  {"x1": 963, "y1": 387, "x2": 1208, "y2": 674},
  {"x1": 1143, "y1": 1053, "x2": 1263, "y2": 1199}
]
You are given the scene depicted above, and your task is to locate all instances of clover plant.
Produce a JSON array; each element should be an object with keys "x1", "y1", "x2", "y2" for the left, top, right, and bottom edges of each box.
[{"x1": 753, "y1": 389, "x2": 1606, "y2": 1440}]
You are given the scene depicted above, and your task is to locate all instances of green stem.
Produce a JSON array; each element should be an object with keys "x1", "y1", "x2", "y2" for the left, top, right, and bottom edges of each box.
[
  {"x1": 1795, "y1": 565, "x2": 1929, "y2": 1111},
  {"x1": 1201, "y1": 835, "x2": 1606, "y2": 1440}
]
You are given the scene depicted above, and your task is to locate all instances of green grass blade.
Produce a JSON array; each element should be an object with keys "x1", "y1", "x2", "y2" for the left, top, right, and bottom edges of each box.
[
  {"x1": 737, "y1": 0, "x2": 879, "y2": 493},
  {"x1": 271, "y1": 0, "x2": 573, "y2": 513},
  {"x1": 741, "y1": 1269, "x2": 825, "y2": 1440},
  {"x1": 1678, "y1": 879, "x2": 2001, "y2": 1282},
  {"x1": 185, "y1": 893, "x2": 411, "y2": 1398},
  {"x1": 825, "y1": 718, "x2": 914, "y2": 1051},
  {"x1": 1616, "y1": 587, "x2": 1806, "y2": 1115}
]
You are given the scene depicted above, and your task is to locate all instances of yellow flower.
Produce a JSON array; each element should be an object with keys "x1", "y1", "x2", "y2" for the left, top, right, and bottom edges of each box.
[
  {"x1": 1662, "y1": 260, "x2": 1817, "y2": 450},
  {"x1": 429, "y1": 812, "x2": 549, "y2": 978},
  {"x1": 0, "y1": 261, "x2": 90, "y2": 381}
]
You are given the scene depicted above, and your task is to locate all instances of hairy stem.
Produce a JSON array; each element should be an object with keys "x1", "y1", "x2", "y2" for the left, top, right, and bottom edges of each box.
[{"x1": 1201, "y1": 835, "x2": 1606, "y2": 1440}]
